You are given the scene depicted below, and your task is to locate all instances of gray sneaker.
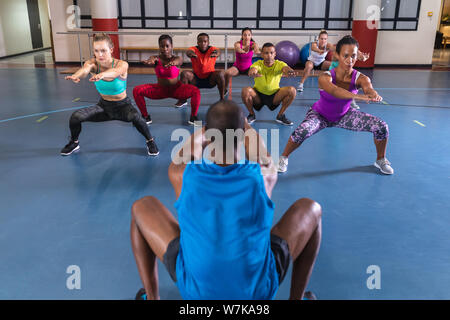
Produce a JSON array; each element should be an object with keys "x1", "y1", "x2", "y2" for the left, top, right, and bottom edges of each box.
[
  {"x1": 350, "y1": 100, "x2": 360, "y2": 109},
  {"x1": 297, "y1": 83, "x2": 304, "y2": 92},
  {"x1": 278, "y1": 156, "x2": 289, "y2": 173},
  {"x1": 374, "y1": 158, "x2": 394, "y2": 175}
]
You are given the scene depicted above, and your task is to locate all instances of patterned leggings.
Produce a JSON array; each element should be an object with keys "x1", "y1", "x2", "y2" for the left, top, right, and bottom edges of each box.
[
  {"x1": 69, "y1": 97, "x2": 152, "y2": 141},
  {"x1": 133, "y1": 82, "x2": 201, "y2": 117},
  {"x1": 290, "y1": 107, "x2": 389, "y2": 145}
]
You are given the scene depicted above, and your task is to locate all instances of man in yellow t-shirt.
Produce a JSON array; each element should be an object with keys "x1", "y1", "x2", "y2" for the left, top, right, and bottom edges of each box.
[{"x1": 241, "y1": 43, "x2": 297, "y2": 125}]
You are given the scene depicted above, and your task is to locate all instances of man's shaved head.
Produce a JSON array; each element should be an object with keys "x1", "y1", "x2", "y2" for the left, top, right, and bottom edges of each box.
[{"x1": 205, "y1": 100, "x2": 245, "y2": 151}]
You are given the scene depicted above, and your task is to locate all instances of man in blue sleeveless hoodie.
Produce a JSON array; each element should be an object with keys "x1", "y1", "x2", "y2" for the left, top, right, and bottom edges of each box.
[{"x1": 130, "y1": 100, "x2": 322, "y2": 300}]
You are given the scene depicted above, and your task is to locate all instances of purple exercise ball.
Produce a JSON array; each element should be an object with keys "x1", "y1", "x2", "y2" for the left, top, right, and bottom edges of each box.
[{"x1": 275, "y1": 41, "x2": 300, "y2": 68}]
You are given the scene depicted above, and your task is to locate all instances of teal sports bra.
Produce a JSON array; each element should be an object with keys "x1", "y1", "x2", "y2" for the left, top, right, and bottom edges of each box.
[{"x1": 94, "y1": 59, "x2": 127, "y2": 96}]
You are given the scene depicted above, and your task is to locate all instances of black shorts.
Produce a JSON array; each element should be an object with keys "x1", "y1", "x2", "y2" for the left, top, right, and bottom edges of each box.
[
  {"x1": 163, "y1": 233, "x2": 291, "y2": 285},
  {"x1": 312, "y1": 61, "x2": 325, "y2": 70},
  {"x1": 239, "y1": 68, "x2": 250, "y2": 75},
  {"x1": 194, "y1": 73, "x2": 216, "y2": 89},
  {"x1": 253, "y1": 89, "x2": 280, "y2": 111},
  {"x1": 233, "y1": 66, "x2": 250, "y2": 75}
]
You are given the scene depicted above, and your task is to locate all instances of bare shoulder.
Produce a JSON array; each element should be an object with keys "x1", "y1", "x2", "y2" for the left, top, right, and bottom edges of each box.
[
  {"x1": 117, "y1": 59, "x2": 129, "y2": 69},
  {"x1": 318, "y1": 72, "x2": 332, "y2": 89},
  {"x1": 356, "y1": 72, "x2": 372, "y2": 87},
  {"x1": 115, "y1": 59, "x2": 128, "y2": 67},
  {"x1": 318, "y1": 71, "x2": 332, "y2": 82}
]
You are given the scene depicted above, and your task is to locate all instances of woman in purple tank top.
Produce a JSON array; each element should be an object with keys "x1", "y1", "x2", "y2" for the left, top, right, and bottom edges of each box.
[
  {"x1": 225, "y1": 28, "x2": 261, "y2": 92},
  {"x1": 278, "y1": 36, "x2": 394, "y2": 175}
]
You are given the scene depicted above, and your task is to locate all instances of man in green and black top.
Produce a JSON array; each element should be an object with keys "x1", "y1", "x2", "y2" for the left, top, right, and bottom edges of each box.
[{"x1": 241, "y1": 42, "x2": 297, "y2": 126}]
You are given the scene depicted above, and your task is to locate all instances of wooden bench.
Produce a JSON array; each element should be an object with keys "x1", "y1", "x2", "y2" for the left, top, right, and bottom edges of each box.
[{"x1": 120, "y1": 47, "x2": 233, "y2": 62}]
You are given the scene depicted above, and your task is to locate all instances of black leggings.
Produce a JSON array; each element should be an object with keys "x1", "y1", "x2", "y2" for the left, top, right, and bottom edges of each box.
[{"x1": 69, "y1": 97, "x2": 152, "y2": 141}]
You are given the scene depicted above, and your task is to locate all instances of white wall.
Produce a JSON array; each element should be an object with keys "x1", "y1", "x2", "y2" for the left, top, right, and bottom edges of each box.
[
  {"x1": 375, "y1": 0, "x2": 442, "y2": 65},
  {"x1": 48, "y1": 0, "x2": 442, "y2": 65},
  {"x1": 0, "y1": 0, "x2": 33, "y2": 57},
  {"x1": 0, "y1": 16, "x2": 6, "y2": 57},
  {"x1": 0, "y1": 0, "x2": 52, "y2": 58},
  {"x1": 48, "y1": 0, "x2": 92, "y2": 62}
]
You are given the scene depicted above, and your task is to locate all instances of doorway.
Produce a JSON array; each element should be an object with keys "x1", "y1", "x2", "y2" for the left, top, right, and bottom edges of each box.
[
  {"x1": 26, "y1": 0, "x2": 43, "y2": 49},
  {"x1": 433, "y1": 0, "x2": 450, "y2": 69}
]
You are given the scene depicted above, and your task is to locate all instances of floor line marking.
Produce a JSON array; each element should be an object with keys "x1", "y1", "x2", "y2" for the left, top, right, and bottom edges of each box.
[
  {"x1": 413, "y1": 120, "x2": 426, "y2": 127},
  {"x1": 36, "y1": 116, "x2": 48, "y2": 123},
  {"x1": 0, "y1": 105, "x2": 93, "y2": 123}
]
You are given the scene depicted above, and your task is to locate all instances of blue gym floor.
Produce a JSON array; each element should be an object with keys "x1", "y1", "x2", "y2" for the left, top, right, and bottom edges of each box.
[{"x1": 0, "y1": 67, "x2": 449, "y2": 299}]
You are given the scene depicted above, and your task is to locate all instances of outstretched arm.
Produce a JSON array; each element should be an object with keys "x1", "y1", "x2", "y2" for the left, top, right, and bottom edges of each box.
[
  {"x1": 252, "y1": 42, "x2": 261, "y2": 55},
  {"x1": 311, "y1": 42, "x2": 326, "y2": 55},
  {"x1": 169, "y1": 127, "x2": 207, "y2": 198},
  {"x1": 142, "y1": 55, "x2": 159, "y2": 66},
  {"x1": 186, "y1": 49, "x2": 198, "y2": 59},
  {"x1": 357, "y1": 50, "x2": 370, "y2": 62},
  {"x1": 210, "y1": 47, "x2": 220, "y2": 57},
  {"x1": 282, "y1": 65, "x2": 297, "y2": 77},
  {"x1": 64, "y1": 59, "x2": 96, "y2": 83},
  {"x1": 248, "y1": 67, "x2": 262, "y2": 78},
  {"x1": 244, "y1": 120, "x2": 278, "y2": 198},
  {"x1": 318, "y1": 73, "x2": 379, "y2": 102},
  {"x1": 326, "y1": 43, "x2": 336, "y2": 52},
  {"x1": 162, "y1": 55, "x2": 183, "y2": 67},
  {"x1": 357, "y1": 74, "x2": 382, "y2": 102},
  {"x1": 89, "y1": 60, "x2": 128, "y2": 82}
]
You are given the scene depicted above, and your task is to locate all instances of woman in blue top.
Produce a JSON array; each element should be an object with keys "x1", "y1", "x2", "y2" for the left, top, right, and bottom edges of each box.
[
  {"x1": 130, "y1": 100, "x2": 322, "y2": 300},
  {"x1": 61, "y1": 33, "x2": 158, "y2": 156}
]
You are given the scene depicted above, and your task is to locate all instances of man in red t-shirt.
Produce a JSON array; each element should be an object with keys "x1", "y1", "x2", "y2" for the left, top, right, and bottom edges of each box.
[{"x1": 175, "y1": 33, "x2": 226, "y2": 107}]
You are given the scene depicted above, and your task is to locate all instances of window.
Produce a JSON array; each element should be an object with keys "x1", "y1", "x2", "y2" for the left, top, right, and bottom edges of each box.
[
  {"x1": 73, "y1": 0, "x2": 421, "y2": 31},
  {"x1": 379, "y1": 0, "x2": 421, "y2": 30},
  {"x1": 73, "y1": 0, "x2": 356, "y2": 30}
]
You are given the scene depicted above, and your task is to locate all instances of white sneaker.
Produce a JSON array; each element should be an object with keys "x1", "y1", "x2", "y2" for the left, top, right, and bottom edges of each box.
[
  {"x1": 350, "y1": 100, "x2": 360, "y2": 109},
  {"x1": 374, "y1": 158, "x2": 394, "y2": 175},
  {"x1": 278, "y1": 156, "x2": 289, "y2": 173},
  {"x1": 297, "y1": 83, "x2": 304, "y2": 92}
]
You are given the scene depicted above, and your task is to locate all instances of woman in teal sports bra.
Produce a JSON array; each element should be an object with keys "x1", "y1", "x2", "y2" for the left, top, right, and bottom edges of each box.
[{"x1": 61, "y1": 33, "x2": 159, "y2": 156}]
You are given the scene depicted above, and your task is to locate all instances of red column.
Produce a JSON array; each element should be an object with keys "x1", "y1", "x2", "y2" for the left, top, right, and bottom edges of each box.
[
  {"x1": 352, "y1": 0, "x2": 381, "y2": 68},
  {"x1": 91, "y1": 0, "x2": 120, "y2": 59}
]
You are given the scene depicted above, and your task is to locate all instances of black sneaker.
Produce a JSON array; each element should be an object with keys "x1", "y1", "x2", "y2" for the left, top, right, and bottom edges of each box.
[
  {"x1": 146, "y1": 139, "x2": 159, "y2": 156},
  {"x1": 60, "y1": 140, "x2": 80, "y2": 156},
  {"x1": 247, "y1": 113, "x2": 256, "y2": 124},
  {"x1": 276, "y1": 113, "x2": 293, "y2": 126},
  {"x1": 188, "y1": 115, "x2": 201, "y2": 126},
  {"x1": 135, "y1": 288, "x2": 147, "y2": 300},
  {"x1": 144, "y1": 115, "x2": 152, "y2": 125},
  {"x1": 174, "y1": 99, "x2": 188, "y2": 108}
]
